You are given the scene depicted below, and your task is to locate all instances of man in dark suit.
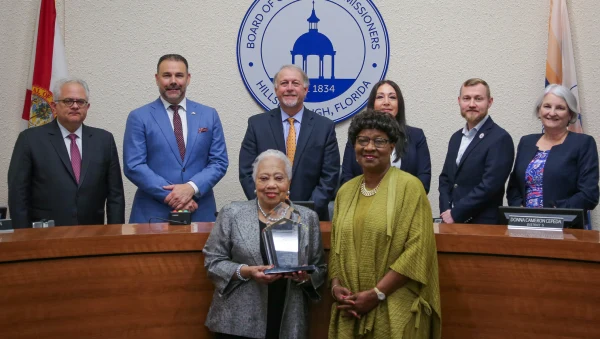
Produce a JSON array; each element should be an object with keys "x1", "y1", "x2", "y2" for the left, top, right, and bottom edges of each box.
[
  {"x1": 239, "y1": 65, "x2": 340, "y2": 220},
  {"x1": 8, "y1": 78, "x2": 125, "y2": 228},
  {"x1": 438, "y1": 78, "x2": 514, "y2": 224}
]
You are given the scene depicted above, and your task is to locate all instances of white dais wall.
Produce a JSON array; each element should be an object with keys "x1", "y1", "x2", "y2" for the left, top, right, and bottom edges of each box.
[{"x1": 1, "y1": 1, "x2": 599, "y2": 228}]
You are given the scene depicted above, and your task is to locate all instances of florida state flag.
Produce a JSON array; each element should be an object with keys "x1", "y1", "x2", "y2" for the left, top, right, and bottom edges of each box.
[
  {"x1": 22, "y1": 0, "x2": 68, "y2": 128},
  {"x1": 545, "y1": 0, "x2": 583, "y2": 133}
]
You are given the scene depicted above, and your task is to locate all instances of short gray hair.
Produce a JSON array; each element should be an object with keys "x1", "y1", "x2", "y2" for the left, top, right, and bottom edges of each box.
[
  {"x1": 52, "y1": 78, "x2": 90, "y2": 101},
  {"x1": 252, "y1": 149, "x2": 292, "y2": 182},
  {"x1": 535, "y1": 84, "x2": 579, "y2": 125},
  {"x1": 272, "y1": 65, "x2": 309, "y2": 89}
]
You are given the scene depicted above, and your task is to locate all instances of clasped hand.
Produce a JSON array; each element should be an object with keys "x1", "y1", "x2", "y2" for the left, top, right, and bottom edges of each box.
[
  {"x1": 333, "y1": 286, "x2": 379, "y2": 319},
  {"x1": 440, "y1": 209, "x2": 454, "y2": 224},
  {"x1": 163, "y1": 184, "x2": 197, "y2": 211}
]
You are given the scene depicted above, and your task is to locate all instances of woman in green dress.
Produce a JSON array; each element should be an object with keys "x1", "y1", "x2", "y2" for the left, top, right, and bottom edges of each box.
[{"x1": 329, "y1": 109, "x2": 441, "y2": 338}]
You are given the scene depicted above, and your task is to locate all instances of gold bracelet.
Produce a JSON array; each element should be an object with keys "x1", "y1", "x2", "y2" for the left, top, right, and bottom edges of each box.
[{"x1": 331, "y1": 284, "x2": 340, "y2": 300}]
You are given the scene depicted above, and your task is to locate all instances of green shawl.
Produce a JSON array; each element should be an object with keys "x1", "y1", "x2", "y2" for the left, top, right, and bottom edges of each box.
[{"x1": 328, "y1": 168, "x2": 441, "y2": 338}]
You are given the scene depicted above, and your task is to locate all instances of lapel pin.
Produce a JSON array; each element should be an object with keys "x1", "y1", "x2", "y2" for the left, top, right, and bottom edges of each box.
[
  {"x1": 479, "y1": 133, "x2": 484, "y2": 139},
  {"x1": 191, "y1": 111, "x2": 196, "y2": 115},
  {"x1": 198, "y1": 127, "x2": 208, "y2": 133}
]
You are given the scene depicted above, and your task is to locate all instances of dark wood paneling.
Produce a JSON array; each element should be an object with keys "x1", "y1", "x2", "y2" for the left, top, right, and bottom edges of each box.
[
  {"x1": 0, "y1": 252, "x2": 212, "y2": 338},
  {"x1": 0, "y1": 223, "x2": 599, "y2": 338},
  {"x1": 439, "y1": 253, "x2": 600, "y2": 339}
]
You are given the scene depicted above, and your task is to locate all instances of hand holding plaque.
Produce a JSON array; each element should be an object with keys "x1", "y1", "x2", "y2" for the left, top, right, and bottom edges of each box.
[{"x1": 262, "y1": 202, "x2": 317, "y2": 275}]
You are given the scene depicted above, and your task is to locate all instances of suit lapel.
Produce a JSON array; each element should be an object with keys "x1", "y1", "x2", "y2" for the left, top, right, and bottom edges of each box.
[
  {"x1": 184, "y1": 99, "x2": 199, "y2": 166},
  {"x1": 236, "y1": 200, "x2": 264, "y2": 266},
  {"x1": 457, "y1": 117, "x2": 494, "y2": 172},
  {"x1": 79, "y1": 124, "x2": 92, "y2": 186},
  {"x1": 269, "y1": 109, "x2": 286, "y2": 153},
  {"x1": 149, "y1": 98, "x2": 183, "y2": 166},
  {"x1": 399, "y1": 130, "x2": 411, "y2": 172},
  {"x1": 48, "y1": 120, "x2": 77, "y2": 183},
  {"x1": 520, "y1": 137, "x2": 540, "y2": 169},
  {"x1": 293, "y1": 108, "x2": 314, "y2": 175},
  {"x1": 446, "y1": 131, "x2": 461, "y2": 174}
]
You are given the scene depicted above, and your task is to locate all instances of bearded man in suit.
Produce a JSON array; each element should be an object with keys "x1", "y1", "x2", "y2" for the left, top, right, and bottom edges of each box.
[
  {"x1": 438, "y1": 78, "x2": 514, "y2": 224},
  {"x1": 239, "y1": 65, "x2": 340, "y2": 220},
  {"x1": 123, "y1": 54, "x2": 228, "y2": 223}
]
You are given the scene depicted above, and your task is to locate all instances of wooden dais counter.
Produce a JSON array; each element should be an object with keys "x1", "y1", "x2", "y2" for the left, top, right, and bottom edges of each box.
[{"x1": 0, "y1": 223, "x2": 598, "y2": 338}]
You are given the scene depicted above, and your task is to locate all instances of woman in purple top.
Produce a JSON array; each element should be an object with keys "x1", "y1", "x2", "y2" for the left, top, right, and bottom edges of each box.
[
  {"x1": 522, "y1": 150, "x2": 550, "y2": 208},
  {"x1": 507, "y1": 85, "x2": 599, "y2": 219}
]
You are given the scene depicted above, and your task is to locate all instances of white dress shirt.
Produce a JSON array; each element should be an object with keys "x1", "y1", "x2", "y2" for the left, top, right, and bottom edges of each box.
[
  {"x1": 281, "y1": 107, "x2": 304, "y2": 146},
  {"x1": 56, "y1": 120, "x2": 83, "y2": 160},
  {"x1": 391, "y1": 149, "x2": 402, "y2": 169},
  {"x1": 159, "y1": 96, "x2": 199, "y2": 195},
  {"x1": 456, "y1": 114, "x2": 490, "y2": 165},
  {"x1": 160, "y1": 96, "x2": 189, "y2": 146}
]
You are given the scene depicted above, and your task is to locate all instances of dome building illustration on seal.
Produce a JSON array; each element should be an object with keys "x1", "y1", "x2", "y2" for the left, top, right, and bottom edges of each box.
[
  {"x1": 291, "y1": 1, "x2": 336, "y2": 80},
  {"x1": 237, "y1": 0, "x2": 390, "y2": 122}
]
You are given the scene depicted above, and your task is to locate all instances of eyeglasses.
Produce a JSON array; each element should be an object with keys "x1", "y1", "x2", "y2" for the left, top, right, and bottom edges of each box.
[
  {"x1": 56, "y1": 98, "x2": 88, "y2": 107},
  {"x1": 356, "y1": 136, "x2": 390, "y2": 148}
]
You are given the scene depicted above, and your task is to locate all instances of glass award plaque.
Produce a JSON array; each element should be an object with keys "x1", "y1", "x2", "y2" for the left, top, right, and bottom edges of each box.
[{"x1": 262, "y1": 202, "x2": 317, "y2": 275}]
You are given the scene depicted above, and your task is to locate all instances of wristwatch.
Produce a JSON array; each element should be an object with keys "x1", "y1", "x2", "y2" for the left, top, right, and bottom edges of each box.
[{"x1": 373, "y1": 287, "x2": 386, "y2": 301}]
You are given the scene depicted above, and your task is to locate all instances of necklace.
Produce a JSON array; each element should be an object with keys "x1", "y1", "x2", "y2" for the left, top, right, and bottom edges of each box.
[
  {"x1": 360, "y1": 179, "x2": 382, "y2": 197},
  {"x1": 257, "y1": 200, "x2": 289, "y2": 222}
]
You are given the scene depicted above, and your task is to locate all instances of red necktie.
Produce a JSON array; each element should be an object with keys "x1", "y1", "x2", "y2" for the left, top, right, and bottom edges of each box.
[
  {"x1": 68, "y1": 134, "x2": 81, "y2": 183},
  {"x1": 170, "y1": 105, "x2": 186, "y2": 161}
]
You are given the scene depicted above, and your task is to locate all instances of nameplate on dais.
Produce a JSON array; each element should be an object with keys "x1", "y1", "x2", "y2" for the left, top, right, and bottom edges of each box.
[{"x1": 508, "y1": 215, "x2": 564, "y2": 230}]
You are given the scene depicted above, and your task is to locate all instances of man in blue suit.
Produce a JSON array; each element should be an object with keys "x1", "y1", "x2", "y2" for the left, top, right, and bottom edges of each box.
[
  {"x1": 439, "y1": 78, "x2": 514, "y2": 224},
  {"x1": 124, "y1": 54, "x2": 228, "y2": 223},
  {"x1": 239, "y1": 65, "x2": 340, "y2": 220}
]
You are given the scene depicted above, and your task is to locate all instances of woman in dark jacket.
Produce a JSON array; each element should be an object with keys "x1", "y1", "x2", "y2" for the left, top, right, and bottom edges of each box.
[
  {"x1": 341, "y1": 80, "x2": 431, "y2": 193},
  {"x1": 506, "y1": 84, "x2": 599, "y2": 221}
]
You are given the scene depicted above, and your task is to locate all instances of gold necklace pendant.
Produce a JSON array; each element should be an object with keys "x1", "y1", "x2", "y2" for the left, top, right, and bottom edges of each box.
[{"x1": 360, "y1": 180, "x2": 381, "y2": 197}]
